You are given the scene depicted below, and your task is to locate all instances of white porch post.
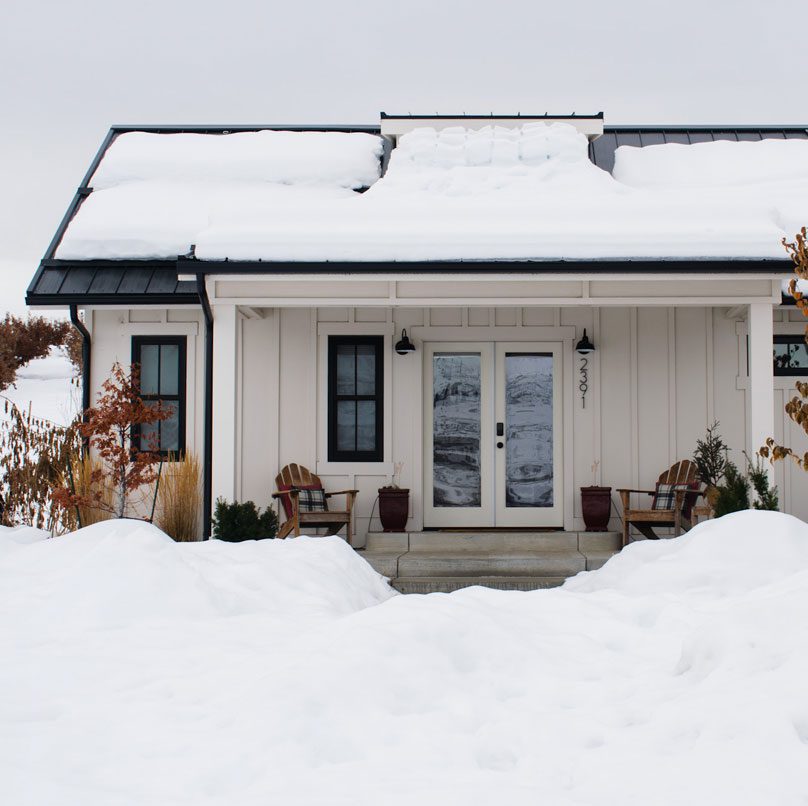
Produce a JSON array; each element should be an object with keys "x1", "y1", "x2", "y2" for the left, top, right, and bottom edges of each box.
[
  {"x1": 212, "y1": 303, "x2": 239, "y2": 506},
  {"x1": 747, "y1": 302, "x2": 774, "y2": 473}
]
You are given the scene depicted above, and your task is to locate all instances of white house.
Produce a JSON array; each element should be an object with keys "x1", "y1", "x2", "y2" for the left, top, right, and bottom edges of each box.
[{"x1": 27, "y1": 114, "x2": 808, "y2": 555}]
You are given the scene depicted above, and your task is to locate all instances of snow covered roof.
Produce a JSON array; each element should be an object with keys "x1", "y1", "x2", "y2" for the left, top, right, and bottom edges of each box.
[{"x1": 27, "y1": 121, "x2": 808, "y2": 304}]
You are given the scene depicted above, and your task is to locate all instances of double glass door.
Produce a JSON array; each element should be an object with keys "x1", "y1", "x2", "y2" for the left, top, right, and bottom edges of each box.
[{"x1": 424, "y1": 342, "x2": 562, "y2": 528}]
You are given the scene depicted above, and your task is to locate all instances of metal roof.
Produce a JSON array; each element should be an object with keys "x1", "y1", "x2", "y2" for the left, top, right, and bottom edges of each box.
[
  {"x1": 28, "y1": 261, "x2": 198, "y2": 306},
  {"x1": 590, "y1": 126, "x2": 808, "y2": 174},
  {"x1": 26, "y1": 122, "x2": 807, "y2": 306}
]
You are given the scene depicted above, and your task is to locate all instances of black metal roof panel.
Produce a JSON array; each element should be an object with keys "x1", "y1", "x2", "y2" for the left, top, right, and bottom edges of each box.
[
  {"x1": 590, "y1": 126, "x2": 808, "y2": 173},
  {"x1": 26, "y1": 262, "x2": 198, "y2": 306}
]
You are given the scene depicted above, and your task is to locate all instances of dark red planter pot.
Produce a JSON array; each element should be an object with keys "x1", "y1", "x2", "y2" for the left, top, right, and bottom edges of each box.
[
  {"x1": 581, "y1": 486, "x2": 612, "y2": 532},
  {"x1": 378, "y1": 488, "x2": 409, "y2": 532}
]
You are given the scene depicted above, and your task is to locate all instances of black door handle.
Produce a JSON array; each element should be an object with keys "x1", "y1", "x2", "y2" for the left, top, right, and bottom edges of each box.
[{"x1": 497, "y1": 441, "x2": 504, "y2": 449}]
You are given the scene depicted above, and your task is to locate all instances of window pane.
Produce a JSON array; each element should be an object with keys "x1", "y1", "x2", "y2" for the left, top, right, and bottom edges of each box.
[
  {"x1": 139, "y1": 402, "x2": 160, "y2": 452},
  {"x1": 140, "y1": 345, "x2": 159, "y2": 395},
  {"x1": 774, "y1": 339, "x2": 808, "y2": 372},
  {"x1": 432, "y1": 353, "x2": 481, "y2": 507},
  {"x1": 159, "y1": 344, "x2": 179, "y2": 395},
  {"x1": 505, "y1": 353, "x2": 553, "y2": 508},
  {"x1": 337, "y1": 401, "x2": 356, "y2": 452},
  {"x1": 336, "y1": 345, "x2": 355, "y2": 395},
  {"x1": 161, "y1": 408, "x2": 180, "y2": 452},
  {"x1": 356, "y1": 400, "x2": 376, "y2": 451},
  {"x1": 355, "y1": 345, "x2": 376, "y2": 395}
]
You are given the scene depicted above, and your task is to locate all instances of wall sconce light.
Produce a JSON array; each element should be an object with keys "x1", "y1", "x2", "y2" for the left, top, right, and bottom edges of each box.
[
  {"x1": 394, "y1": 329, "x2": 416, "y2": 356},
  {"x1": 575, "y1": 329, "x2": 595, "y2": 407}
]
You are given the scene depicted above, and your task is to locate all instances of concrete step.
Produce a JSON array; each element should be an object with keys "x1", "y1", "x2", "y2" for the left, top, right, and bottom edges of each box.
[
  {"x1": 584, "y1": 550, "x2": 618, "y2": 571},
  {"x1": 364, "y1": 531, "x2": 622, "y2": 553},
  {"x1": 408, "y1": 531, "x2": 578, "y2": 552},
  {"x1": 397, "y1": 550, "x2": 586, "y2": 578},
  {"x1": 359, "y1": 550, "x2": 403, "y2": 577},
  {"x1": 394, "y1": 576, "x2": 569, "y2": 594}
]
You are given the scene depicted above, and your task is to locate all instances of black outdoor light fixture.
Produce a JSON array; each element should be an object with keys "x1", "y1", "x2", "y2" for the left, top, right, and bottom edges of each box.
[
  {"x1": 575, "y1": 329, "x2": 595, "y2": 408},
  {"x1": 394, "y1": 329, "x2": 416, "y2": 355}
]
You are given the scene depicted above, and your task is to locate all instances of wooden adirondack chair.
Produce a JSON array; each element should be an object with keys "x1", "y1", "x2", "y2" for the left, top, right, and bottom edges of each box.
[
  {"x1": 271, "y1": 464, "x2": 358, "y2": 545},
  {"x1": 618, "y1": 460, "x2": 702, "y2": 547}
]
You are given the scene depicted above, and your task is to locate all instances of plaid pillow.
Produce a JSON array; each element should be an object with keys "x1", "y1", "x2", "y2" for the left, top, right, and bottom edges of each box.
[
  {"x1": 297, "y1": 487, "x2": 328, "y2": 513},
  {"x1": 652, "y1": 483, "x2": 693, "y2": 512}
]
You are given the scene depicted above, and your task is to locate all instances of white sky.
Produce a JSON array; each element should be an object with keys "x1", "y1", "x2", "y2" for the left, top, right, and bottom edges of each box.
[{"x1": 0, "y1": 0, "x2": 803, "y2": 312}]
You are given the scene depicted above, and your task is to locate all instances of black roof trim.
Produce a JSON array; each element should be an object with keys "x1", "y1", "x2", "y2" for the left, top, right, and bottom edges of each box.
[
  {"x1": 381, "y1": 112, "x2": 604, "y2": 121},
  {"x1": 175, "y1": 256, "x2": 792, "y2": 275},
  {"x1": 107, "y1": 123, "x2": 381, "y2": 135}
]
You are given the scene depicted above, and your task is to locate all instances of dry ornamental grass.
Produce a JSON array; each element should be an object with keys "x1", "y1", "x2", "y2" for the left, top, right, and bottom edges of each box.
[{"x1": 156, "y1": 452, "x2": 202, "y2": 541}]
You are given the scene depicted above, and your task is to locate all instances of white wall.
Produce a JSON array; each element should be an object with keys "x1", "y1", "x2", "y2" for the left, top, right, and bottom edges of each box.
[{"x1": 91, "y1": 303, "x2": 808, "y2": 541}]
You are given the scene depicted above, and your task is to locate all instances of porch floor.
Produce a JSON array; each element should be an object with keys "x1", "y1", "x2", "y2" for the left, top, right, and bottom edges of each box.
[{"x1": 359, "y1": 530, "x2": 621, "y2": 594}]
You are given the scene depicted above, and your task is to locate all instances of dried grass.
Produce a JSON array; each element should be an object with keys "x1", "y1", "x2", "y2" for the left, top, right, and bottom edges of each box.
[
  {"x1": 156, "y1": 452, "x2": 202, "y2": 541},
  {"x1": 71, "y1": 454, "x2": 113, "y2": 528}
]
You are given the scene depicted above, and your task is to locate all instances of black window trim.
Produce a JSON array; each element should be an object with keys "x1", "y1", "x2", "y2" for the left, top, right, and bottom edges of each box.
[
  {"x1": 773, "y1": 334, "x2": 808, "y2": 377},
  {"x1": 327, "y1": 335, "x2": 384, "y2": 462},
  {"x1": 131, "y1": 335, "x2": 187, "y2": 458}
]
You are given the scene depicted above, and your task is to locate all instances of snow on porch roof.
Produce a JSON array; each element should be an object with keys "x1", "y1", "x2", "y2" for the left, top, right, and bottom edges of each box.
[{"x1": 29, "y1": 122, "x2": 808, "y2": 300}]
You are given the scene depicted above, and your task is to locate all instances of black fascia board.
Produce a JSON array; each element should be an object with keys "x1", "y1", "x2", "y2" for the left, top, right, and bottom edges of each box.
[
  {"x1": 381, "y1": 112, "x2": 604, "y2": 121},
  {"x1": 109, "y1": 123, "x2": 381, "y2": 135},
  {"x1": 176, "y1": 256, "x2": 793, "y2": 275},
  {"x1": 603, "y1": 124, "x2": 808, "y2": 133}
]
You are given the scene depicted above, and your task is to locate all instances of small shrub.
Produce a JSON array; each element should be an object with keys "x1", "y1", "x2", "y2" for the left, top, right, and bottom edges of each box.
[
  {"x1": 713, "y1": 461, "x2": 750, "y2": 517},
  {"x1": 746, "y1": 455, "x2": 779, "y2": 511},
  {"x1": 692, "y1": 421, "x2": 728, "y2": 489},
  {"x1": 212, "y1": 498, "x2": 277, "y2": 542},
  {"x1": 157, "y1": 452, "x2": 202, "y2": 541}
]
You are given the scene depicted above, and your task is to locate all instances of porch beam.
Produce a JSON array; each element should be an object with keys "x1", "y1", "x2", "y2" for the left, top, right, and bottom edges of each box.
[{"x1": 747, "y1": 302, "x2": 775, "y2": 475}]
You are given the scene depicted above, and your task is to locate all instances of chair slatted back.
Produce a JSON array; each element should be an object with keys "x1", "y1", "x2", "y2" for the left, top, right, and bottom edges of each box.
[
  {"x1": 657, "y1": 460, "x2": 697, "y2": 486},
  {"x1": 275, "y1": 463, "x2": 322, "y2": 491}
]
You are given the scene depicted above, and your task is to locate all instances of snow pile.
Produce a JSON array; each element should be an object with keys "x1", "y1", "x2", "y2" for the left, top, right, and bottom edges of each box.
[
  {"x1": 54, "y1": 123, "x2": 808, "y2": 262},
  {"x1": 90, "y1": 130, "x2": 384, "y2": 190},
  {"x1": 2, "y1": 511, "x2": 808, "y2": 804},
  {"x1": 613, "y1": 137, "x2": 808, "y2": 188},
  {"x1": 56, "y1": 130, "x2": 384, "y2": 260},
  {"x1": 2, "y1": 348, "x2": 78, "y2": 425}
]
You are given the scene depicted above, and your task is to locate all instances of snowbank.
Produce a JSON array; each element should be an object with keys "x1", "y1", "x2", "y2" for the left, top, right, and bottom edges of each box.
[
  {"x1": 2, "y1": 348, "x2": 78, "y2": 426},
  {"x1": 54, "y1": 123, "x2": 808, "y2": 262},
  {"x1": 1, "y1": 512, "x2": 807, "y2": 805},
  {"x1": 613, "y1": 137, "x2": 808, "y2": 188}
]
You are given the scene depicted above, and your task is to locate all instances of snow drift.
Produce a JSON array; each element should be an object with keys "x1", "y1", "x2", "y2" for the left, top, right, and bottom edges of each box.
[{"x1": 1, "y1": 512, "x2": 807, "y2": 805}]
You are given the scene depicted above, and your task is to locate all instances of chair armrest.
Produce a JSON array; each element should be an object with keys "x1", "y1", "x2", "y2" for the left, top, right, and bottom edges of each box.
[
  {"x1": 272, "y1": 489, "x2": 301, "y2": 499},
  {"x1": 616, "y1": 488, "x2": 657, "y2": 496},
  {"x1": 324, "y1": 489, "x2": 359, "y2": 497}
]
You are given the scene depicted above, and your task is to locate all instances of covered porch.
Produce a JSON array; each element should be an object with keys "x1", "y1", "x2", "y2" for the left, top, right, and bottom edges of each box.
[{"x1": 206, "y1": 267, "x2": 793, "y2": 571}]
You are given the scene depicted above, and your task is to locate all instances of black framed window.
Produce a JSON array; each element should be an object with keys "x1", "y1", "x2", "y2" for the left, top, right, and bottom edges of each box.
[
  {"x1": 328, "y1": 336, "x2": 383, "y2": 462},
  {"x1": 131, "y1": 336, "x2": 187, "y2": 457},
  {"x1": 774, "y1": 335, "x2": 808, "y2": 376}
]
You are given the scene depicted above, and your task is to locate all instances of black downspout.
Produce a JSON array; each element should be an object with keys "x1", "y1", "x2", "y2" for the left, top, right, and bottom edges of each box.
[
  {"x1": 69, "y1": 304, "x2": 91, "y2": 422},
  {"x1": 196, "y1": 273, "x2": 214, "y2": 540}
]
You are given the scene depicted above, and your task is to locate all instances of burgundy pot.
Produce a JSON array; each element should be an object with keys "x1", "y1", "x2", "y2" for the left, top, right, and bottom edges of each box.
[
  {"x1": 378, "y1": 488, "x2": 409, "y2": 532},
  {"x1": 581, "y1": 486, "x2": 612, "y2": 532}
]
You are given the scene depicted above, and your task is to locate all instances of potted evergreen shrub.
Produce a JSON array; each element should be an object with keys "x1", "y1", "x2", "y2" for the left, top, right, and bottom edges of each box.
[
  {"x1": 581, "y1": 460, "x2": 611, "y2": 531},
  {"x1": 378, "y1": 462, "x2": 408, "y2": 532},
  {"x1": 693, "y1": 422, "x2": 728, "y2": 507}
]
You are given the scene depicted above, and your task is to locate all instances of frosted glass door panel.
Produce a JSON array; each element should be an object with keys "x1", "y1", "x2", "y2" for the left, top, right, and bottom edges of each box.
[
  {"x1": 432, "y1": 353, "x2": 482, "y2": 507},
  {"x1": 505, "y1": 354, "x2": 553, "y2": 508}
]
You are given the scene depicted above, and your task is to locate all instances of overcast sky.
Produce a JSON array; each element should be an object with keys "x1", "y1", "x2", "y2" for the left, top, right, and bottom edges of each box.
[{"x1": 0, "y1": 0, "x2": 803, "y2": 310}]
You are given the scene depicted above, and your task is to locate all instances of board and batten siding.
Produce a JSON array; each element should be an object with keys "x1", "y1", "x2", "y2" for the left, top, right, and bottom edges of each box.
[{"x1": 89, "y1": 303, "x2": 808, "y2": 543}]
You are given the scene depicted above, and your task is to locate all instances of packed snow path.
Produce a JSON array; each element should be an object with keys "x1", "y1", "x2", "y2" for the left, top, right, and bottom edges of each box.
[{"x1": 1, "y1": 512, "x2": 807, "y2": 805}]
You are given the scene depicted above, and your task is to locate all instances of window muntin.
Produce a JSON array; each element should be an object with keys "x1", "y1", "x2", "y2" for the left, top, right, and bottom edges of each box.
[
  {"x1": 774, "y1": 335, "x2": 808, "y2": 376},
  {"x1": 328, "y1": 336, "x2": 383, "y2": 462},
  {"x1": 131, "y1": 336, "x2": 187, "y2": 456}
]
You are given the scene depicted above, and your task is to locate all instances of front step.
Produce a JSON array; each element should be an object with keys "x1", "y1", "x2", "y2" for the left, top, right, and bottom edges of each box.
[
  {"x1": 393, "y1": 576, "x2": 569, "y2": 594},
  {"x1": 397, "y1": 550, "x2": 585, "y2": 577}
]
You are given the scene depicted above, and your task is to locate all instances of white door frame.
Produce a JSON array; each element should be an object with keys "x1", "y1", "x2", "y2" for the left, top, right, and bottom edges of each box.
[
  {"x1": 494, "y1": 342, "x2": 564, "y2": 527},
  {"x1": 423, "y1": 342, "x2": 495, "y2": 528},
  {"x1": 423, "y1": 339, "x2": 565, "y2": 528}
]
